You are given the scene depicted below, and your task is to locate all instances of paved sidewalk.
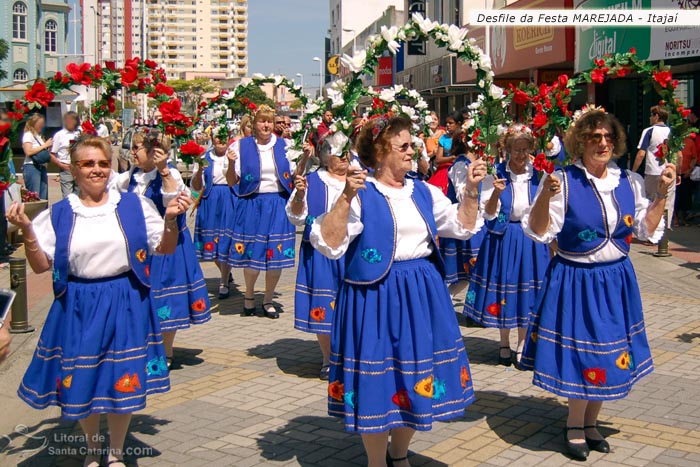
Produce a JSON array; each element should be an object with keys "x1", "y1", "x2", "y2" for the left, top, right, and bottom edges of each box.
[{"x1": 1, "y1": 180, "x2": 699, "y2": 466}]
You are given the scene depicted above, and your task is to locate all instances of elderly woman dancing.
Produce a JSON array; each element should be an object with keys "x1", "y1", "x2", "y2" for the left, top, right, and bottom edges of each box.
[
  {"x1": 311, "y1": 116, "x2": 486, "y2": 467},
  {"x1": 9, "y1": 136, "x2": 192, "y2": 467},
  {"x1": 520, "y1": 110, "x2": 675, "y2": 461}
]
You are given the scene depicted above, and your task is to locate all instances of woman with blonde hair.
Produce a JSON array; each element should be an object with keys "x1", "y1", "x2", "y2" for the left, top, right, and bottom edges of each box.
[
  {"x1": 8, "y1": 135, "x2": 192, "y2": 467},
  {"x1": 226, "y1": 107, "x2": 308, "y2": 318},
  {"x1": 22, "y1": 113, "x2": 53, "y2": 199},
  {"x1": 111, "y1": 130, "x2": 210, "y2": 368}
]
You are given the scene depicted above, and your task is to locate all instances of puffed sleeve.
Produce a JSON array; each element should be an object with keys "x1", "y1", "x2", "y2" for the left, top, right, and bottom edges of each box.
[
  {"x1": 628, "y1": 170, "x2": 665, "y2": 243},
  {"x1": 32, "y1": 209, "x2": 56, "y2": 261},
  {"x1": 309, "y1": 198, "x2": 363, "y2": 259},
  {"x1": 161, "y1": 167, "x2": 190, "y2": 206},
  {"x1": 231, "y1": 140, "x2": 241, "y2": 178},
  {"x1": 285, "y1": 188, "x2": 308, "y2": 226},
  {"x1": 425, "y1": 182, "x2": 484, "y2": 240},
  {"x1": 449, "y1": 160, "x2": 468, "y2": 203},
  {"x1": 521, "y1": 170, "x2": 565, "y2": 244},
  {"x1": 138, "y1": 196, "x2": 166, "y2": 254},
  {"x1": 108, "y1": 170, "x2": 131, "y2": 193},
  {"x1": 479, "y1": 175, "x2": 500, "y2": 221}
]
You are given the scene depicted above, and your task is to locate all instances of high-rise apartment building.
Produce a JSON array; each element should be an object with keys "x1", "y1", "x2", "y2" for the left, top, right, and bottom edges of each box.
[
  {"x1": 146, "y1": 0, "x2": 248, "y2": 81},
  {"x1": 89, "y1": 0, "x2": 146, "y2": 66}
]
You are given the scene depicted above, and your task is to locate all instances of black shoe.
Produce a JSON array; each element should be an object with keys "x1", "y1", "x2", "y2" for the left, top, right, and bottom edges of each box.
[
  {"x1": 386, "y1": 450, "x2": 408, "y2": 467},
  {"x1": 228, "y1": 272, "x2": 234, "y2": 284},
  {"x1": 512, "y1": 350, "x2": 525, "y2": 370},
  {"x1": 319, "y1": 364, "x2": 330, "y2": 381},
  {"x1": 584, "y1": 425, "x2": 610, "y2": 453},
  {"x1": 243, "y1": 297, "x2": 256, "y2": 316},
  {"x1": 564, "y1": 427, "x2": 590, "y2": 461},
  {"x1": 498, "y1": 346, "x2": 512, "y2": 367},
  {"x1": 262, "y1": 302, "x2": 279, "y2": 319},
  {"x1": 218, "y1": 284, "x2": 231, "y2": 299}
]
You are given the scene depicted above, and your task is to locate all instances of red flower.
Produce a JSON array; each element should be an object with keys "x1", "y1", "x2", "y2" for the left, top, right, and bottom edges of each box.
[
  {"x1": 125, "y1": 57, "x2": 140, "y2": 69},
  {"x1": 159, "y1": 99, "x2": 183, "y2": 123},
  {"x1": 144, "y1": 59, "x2": 158, "y2": 69},
  {"x1": 533, "y1": 153, "x2": 547, "y2": 172},
  {"x1": 310, "y1": 307, "x2": 326, "y2": 322},
  {"x1": 328, "y1": 381, "x2": 344, "y2": 401},
  {"x1": 513, "y1": 89, "x2": 530, "y2": 106},
  {"x1": 594, "y1": 59, "x2": 606, "y2": 67},
  {"x1": 532, "y1": 112, "x2": 547, "y2": 130},
  {"x1": 81, "y1": 121, "x2": 97, "y2": 135},
  {"x1": 155, "y1": 82, "x2": 174, "y2": 97},
  {"x1": 629, "y1": 47, "x2": 636, "y2": 55},
  {"x1": 486, "y1": 303, "x2": 501, "y2": 316},
  {"x1": 654, "y1": 141, "x2": 668, "y2": 160},
  {"x1": 204, "y1": 242, "x2": 215, "y2": 251},
  {"x1": 7, "y1": 112, "x2": 23, "y2": 121},
  {"x1": 105, "y1": 61, "x2": 116, "y2": 71},
  {"x1": 247, "y1": 102, "x2": 257, "y2": 111},
  {"x1": 392, "y1": 389, "x2": 412, "y2": 409},
  {"x1": 25, "y1": 81, "x2": 55, "y2": 107},
  {"x1": 0, "y1": 122, "x2": 10, "y2": 135},
  {"x1": 106, "y1": 96, "x2": 116, "y2": 113},
  {"x1": 583, "y1": 368, "x2": 606, "y2": 386},
  {"x1": 66, "y1": 62, "x2": 92, "y2": 85},
  {"x1": 544, "y1": 161, "x2": 555, "y2": 174},
  {"x1": 615, "y1": 67, "x2": 631, "y2": 78},
  {"x1": 691, "y1": 133, "x2": 697, "y2": 139},
  {"x1": 121, "y1": 66, "x2": 139, "y2": 87},
  {"x1": 591, "y1": 67, "x2": 608, "y2": 84},
  {"x1": 180, "y1": 140, "x2": 206, "y2": 156},
  {"x1": 191, "y1": 298, "x2": 207, "y2": 312},
  {"x1": 557, "y1": 74, "x2": 569, "y2": 88},
  {"x1": 53, "y1": 71, "x2": 63, "y2": 82},
  {"x1": 266, "y1": 249, "x2": 274, "y2": 259},
  {"x1": 91, "y1": 64, "x2": 103, "y2": 80},
  {"x1": 681, "y1": 109, "x2": 691, "y2": 118},
  {"x1": 653, "y1": 70, "x2": 673, "y2": 88},
  {"x1": 671, "y1": 79, "x2": 679, "y2": 89}
]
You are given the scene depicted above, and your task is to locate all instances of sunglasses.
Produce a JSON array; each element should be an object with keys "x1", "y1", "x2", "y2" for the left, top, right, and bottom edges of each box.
[
  {"x1": 74, "y1": 159, "x2": 111, "y2": 169},
  {"x1": 588, "y1": 133, "x2": 616, "y2": 144},
  {"x1": 131, "y1": 144, "x2": 144, "y2": 151},
  {"x1": 392, "y1": 142, "x2": 413, "y2": 153}
]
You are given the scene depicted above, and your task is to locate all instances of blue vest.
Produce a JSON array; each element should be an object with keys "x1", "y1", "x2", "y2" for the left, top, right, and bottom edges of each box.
[
  {"x1": 557, "y1": 165, "x2": 636, "y2": 257},
  {"x1": 201, "y1": 150, "x2": 235, "y2": 199},
  {"x1": 128, "y1": 168, "x2": 186, "y2": 230},
  {"x1": 51, "y1": 192, "x2": 151, "y2": 297},
  {"x1": 344, "y1": 180, "x2": 444, "y2": 285},
  {"x1": 302, "y1": 171, "x2": 327, "y2": 242},
  {"x1": 486, "y1": 162, "x2": 539, "y2": 235},
  {"x1": 446, "y1": 155, "x2": 471, "y2": 203},
  {"x1": 237, "y1": 136, "x2": 293, "y2": 196}
]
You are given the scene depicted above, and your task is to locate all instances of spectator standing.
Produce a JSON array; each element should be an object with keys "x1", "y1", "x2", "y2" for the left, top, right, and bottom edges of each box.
[
  {"x1": 22, "y1": 114, "x2": 52, "y2": 200},
  {"x1": 51, "y1": 111, "x2": 81, "y2": 198}
]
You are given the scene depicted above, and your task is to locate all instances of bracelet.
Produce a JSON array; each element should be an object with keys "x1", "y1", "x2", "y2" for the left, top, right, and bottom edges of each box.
[
  {"x1": 160, "y1": 170, "x2": 171, "y2": 178},
  {"x1": 655, "y1": 192, "x2": 668, "y2": 200},
  {"x1": 464, "y1": 189, "x2": 479, "y2": 199}
]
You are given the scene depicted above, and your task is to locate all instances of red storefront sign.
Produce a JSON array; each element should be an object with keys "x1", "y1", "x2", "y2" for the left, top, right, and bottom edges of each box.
[{"x1": 376, "y1": 57, "x2": 393, "y2": 87}]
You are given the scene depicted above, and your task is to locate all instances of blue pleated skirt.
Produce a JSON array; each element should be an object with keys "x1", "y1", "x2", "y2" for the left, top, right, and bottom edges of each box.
[
  {"x1": 440, "y1": 226, "x2": 486, "y2": 285},
  {"x1": 151, "y1": 225, "x2": 211, "y2": 332},
  {"x1": 329, "y1": 258, "x2": 475, "y2": 433},
  {"x1": 228, "y1": 192, "x2": 296, "y2": 271},
  {"x1": 18, "y1": 273, "x2": 169, "y2": 420},
  {"x1": 294, "y1": 240, "x2": 343, "y2": 335},
  {"x1": 194, "y1": 185, "x2": 236, "y2": 263},
  {"x1": 463, "y1": 222, "x2": 549, "y2": 328},
  {"x1": 520, "y1": 256, "x2": 654, "y2": 400}
]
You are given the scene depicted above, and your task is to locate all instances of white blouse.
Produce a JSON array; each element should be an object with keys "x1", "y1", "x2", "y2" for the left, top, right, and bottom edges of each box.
[
  {"x1": 286, "y1": 169, "x2": 361, "y2": 228},
  {"x1": 481, "y1": 163, "x2": 534, "y2": 222},
  {"x1": 310, "y1": 177, "x2": 484, "y2": 260},
  {"x1": 231, "y1": 135, "x2": 296, "y2": 193},
  {"x1": 22, "y1": 132, "x2": 44, "y2": 166},
  {"x1": 32, "y1": 192, "x2": 165, "y2": 278},
  {"x1": 192, "y1": 151, "x2": 229, "y2": 186},
  {"x1": 109, "y1": 167, "x2": 188, "y2": 207},
  {"x1": 521, "y1": 161, "x2": 665, "y2": 263}
]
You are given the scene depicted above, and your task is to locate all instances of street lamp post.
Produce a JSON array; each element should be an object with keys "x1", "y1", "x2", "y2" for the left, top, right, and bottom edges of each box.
[
  {"x1": 90, "y1": 5, "x2": 101, "y2": 104},
  {"x1": 312, "y1": 57, "x2": 323, "y2": 98},
  {"x1": 342, "y1": 28, "x2": 356, "y2": 55},
  {"x1": 295, "y1": 73, "x2": 304, "y2": 118}
]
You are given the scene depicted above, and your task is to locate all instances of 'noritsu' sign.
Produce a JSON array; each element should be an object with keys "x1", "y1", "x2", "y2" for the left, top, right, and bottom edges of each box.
[{"x1": 408, "y1": 0, "x2": 427, "y2": 55}]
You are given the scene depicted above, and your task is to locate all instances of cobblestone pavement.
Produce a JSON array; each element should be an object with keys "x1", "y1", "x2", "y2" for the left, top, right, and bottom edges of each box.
[{"x1": 1, "y1": 179, "x2": 699, "y2": 466}]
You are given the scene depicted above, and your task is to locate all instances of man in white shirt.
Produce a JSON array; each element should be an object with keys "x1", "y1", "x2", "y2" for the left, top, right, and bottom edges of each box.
[
  {"x1": 633, "y1": 105, "x2": 676, "y2": 224},
  {"x1": 97, "y1": 119, "x2": 110, "y2": 139},
  {"x1": 51, "y1": 112, "x2": 81, "y2": 198}
]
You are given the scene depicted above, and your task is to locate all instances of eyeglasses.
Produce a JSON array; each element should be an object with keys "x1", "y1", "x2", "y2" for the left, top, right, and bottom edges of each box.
[
  {"x1": 392, "y1": 143, "x2": 414, "y2": 153},
  {"x1": 74, "y1": 159, "x2": 111, "y2": 169},
  {"x1": 651, "y1": 112, "x2": 658, "y2": 117},
  {"x1": 587, "y1": 133, "x2": 616, "y2": 144},
  {"x1": 511, "y1": 148, "x2": 533, "y2": 155},
  {"x1": 131, "y1": 144, "x2": 144, "y2": 152}
]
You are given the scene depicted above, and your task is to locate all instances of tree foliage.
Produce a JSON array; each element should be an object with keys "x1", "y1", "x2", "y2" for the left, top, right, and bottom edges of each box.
[
  {"x1": 168, "y1": 78, "x2": 220, "y2": 113},
  {"x1": 0, "y1": 39, "x2": 9, "y2": 82}
]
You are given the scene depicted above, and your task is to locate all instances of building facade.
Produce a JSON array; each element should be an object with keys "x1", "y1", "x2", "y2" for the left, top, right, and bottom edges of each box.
[
  {"x1": 329, "y1": 0, "x2": 404, "y2": 56},
  {"x1": 0, "y1": 0, "x2": 71, "y2": 97},
  {"x1": 146, "y1": 0, "x2": 248, "y2": 81}
]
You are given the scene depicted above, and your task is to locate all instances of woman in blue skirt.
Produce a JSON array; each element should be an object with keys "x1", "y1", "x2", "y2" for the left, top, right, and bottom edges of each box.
[
  {"x1": 442, "y1": 133, "x2": 486, "y2": 289},
  {"x1": 311, "y1": 117, "x2": 486, "y2": 467},
  {"x1": 463, "y1": 125, "x2": 550, "y2": 367},
  {"x1": 287, "y1": 133, "x2": 358, "y2": 380},
  {"x1": 192, "y1": 133, "x2": 237, "y2": 298},
  {"x1": 111, "y1": 130, "x2": 211, "y2": 368},
  {"x1": 7, "y1": 136, "x2": 192, "y2": 467},
  {"x1": 521, "y1": 110, "x2": 675, "y2": 460},
  {"x1": 226, "y1": 106, "x2": 306, "y2": 319}
]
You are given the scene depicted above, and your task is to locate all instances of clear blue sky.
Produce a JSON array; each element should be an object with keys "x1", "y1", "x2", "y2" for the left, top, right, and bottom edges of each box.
[{"x1": 248, "y1": 0, "x2": 329, "y2": 97}]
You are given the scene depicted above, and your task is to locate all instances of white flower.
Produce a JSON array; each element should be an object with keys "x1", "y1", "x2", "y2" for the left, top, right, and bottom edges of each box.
[
  {"x1": 412, "y1": 13, "x2": 437, "y2": 35},
  {"x1": 478, "y1": 55, "x2": 492, "y2": 73},
  {"x1": 379, "y1": 88, "x2": 396, "y2": 102},
  {"x1": 310, "y1": 117, "x2": 321, "y2": 127},
  {"x1": 497, "y1": 124, "x2": 509, "y2": 135},
  {"x1": 401, "y1": 105, "x2": 416, "y2": 119},
  {"x1": 470, "y1": 61, "x2": 478, "y2": 70},
  {"x1": 273, "y1": 75, "x2": 284, "y2": 87},
  {"x1": 251, "y1": 73, "x2": 265, "y2": 80},
  {"x1": 464, "y1": 118, "x2": 475, "y2": 129},
  {"x1": 408, "y1": 89, "x2": 420, "y2": 99},
  {"x1": 326, "y1": 87, "x2": 345, "y2": 108},
  {"x1": 381, "y1": 26, "x2": 401, "y2": 55},
  {"x1": 341, "y1": 51, "x2": 366, "y2": 73},
  {"x1": 286, "y1": 148, "x2": 303, "y2": 163},
  {"x1": 305, "y1": 102, "x2": 320, "y2": 114},
  {"x1": 325, "y1": 132, "x2": 349, "y2": 157},
  {"x1": 489, "y1": 84, "x2": 504, "y2": 100},
  {"x1": 468, "y1": 101, "x2": 480, "y2": 110},
  {"x1": 478, "y1": 79, "x2": 485, "y2": 88},
  {"x1": 393, "y1": 84, "x2": 405, "y2": 94},
  {"x1": 329, "y1": 123, "x2": 338, "y2": 133},
  {"x1": 397, "y1": 28, "x2": 407, "y2": 41},
  {"x1": 223, "y1": 92, "x2": 237, "y2": 101},
  {"x1": 412, "y1": 135, "x2": 424, "y2": 147},
  {"x1": 446, "y1": 24, "x2": 468, "y2": 51},
  {"x1": 424, "y1": 115, "x2": 434, "y2": 125},
  {"x1": 468, "y1": 38, "x2": 477, "y2": 46},
  {"x1": 415, "y1": 99, "x2": 428, "y2": 110}
]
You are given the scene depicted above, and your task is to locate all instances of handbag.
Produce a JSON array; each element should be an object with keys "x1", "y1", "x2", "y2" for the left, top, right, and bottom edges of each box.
[
  {"x1": 690, "y1": 166, "x2": 700, "y2": 181},
  {"x1": 31, "y1": 135, "x2": 50, "y2": 165}
]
